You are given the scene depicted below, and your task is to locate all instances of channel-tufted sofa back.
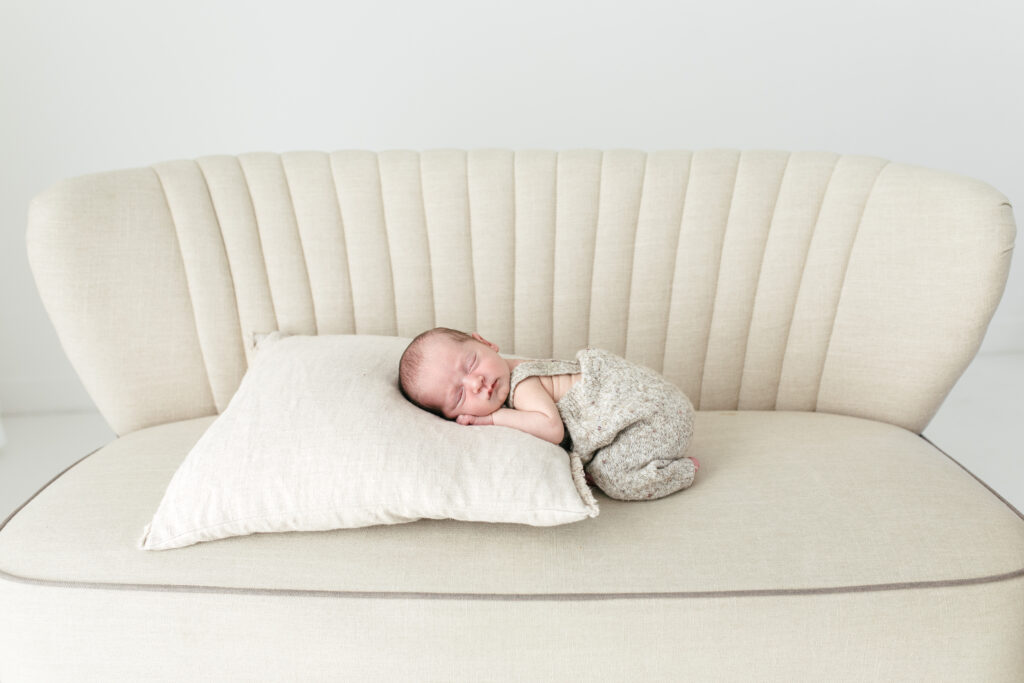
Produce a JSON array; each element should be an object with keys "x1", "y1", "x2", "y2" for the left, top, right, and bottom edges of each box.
[{"x1": 27, "y1": 150, "x2": 1015, "y2": 436}]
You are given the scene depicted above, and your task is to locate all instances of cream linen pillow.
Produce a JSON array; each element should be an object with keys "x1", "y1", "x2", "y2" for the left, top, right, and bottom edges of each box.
[{"x1": 140, "y1": 333, "x2": 598, "y2": 550}]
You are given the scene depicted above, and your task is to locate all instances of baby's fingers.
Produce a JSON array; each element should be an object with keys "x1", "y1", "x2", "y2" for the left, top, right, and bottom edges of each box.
[{"x1": 455, "y1": 415, "x2": 473, "y2": 425}]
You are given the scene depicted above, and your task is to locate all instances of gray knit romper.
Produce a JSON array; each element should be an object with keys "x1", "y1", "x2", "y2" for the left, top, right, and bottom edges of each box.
[{"x1": 506, "y1": 349, "x2": 697, "y2": 501}]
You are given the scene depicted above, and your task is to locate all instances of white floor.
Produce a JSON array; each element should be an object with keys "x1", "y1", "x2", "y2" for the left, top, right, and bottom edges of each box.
[{"x1": 1, "y1": 353, "x2": 1022, "y2": 522}]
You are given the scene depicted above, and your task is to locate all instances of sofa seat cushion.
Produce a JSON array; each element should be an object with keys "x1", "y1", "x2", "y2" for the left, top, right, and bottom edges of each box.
[{"x1": 1, "y1": 411, "x2": 1022, "y2": 595}]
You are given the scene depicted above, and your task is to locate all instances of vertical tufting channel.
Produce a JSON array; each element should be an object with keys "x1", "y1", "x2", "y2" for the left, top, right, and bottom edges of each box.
[
  {"x1": 378, "y1": 151, "x2": 436, "y2": 337},
  {"x1": 420, "y1": 150, "x2": 476, "y2": 333},
  {"x1": 624, "y1": 151, "x2": 693, "y2": 374},
  {"x1": 737, "y1": 151, "x2": 840, "y2": 410},
  {"x1": 699, "y1": 150, "x2": 791, "y2": 410},
  {"x1": 512, "y1": 151, "x2": 558, "y2": 359},
  {"x1": 775, "y1": 156, "x2": 890, "y2": 412},
  {"x1": 552, "y1": 151, "x2": 603, "y2": 359},
  {"x1": 328, "y1": 152, "x2": 398, "y2": 336},
  {"x1": 662, "y1": 150, "x2": 742, "y2": 404},
  {"x1": 466, "y1": 150, "x2": 516, "y2": 349},
  {"x1": 587, "y1": 150, "x2": 648, "y2": 356},
  {"x1": 813, "y1": 161, "x2": 890, "y2": 410},
  {"x1": 151, "y1": 161, "x2": 245, "y2": 413},
  {"x1": 279, "y1": 152, "x2": 357, "y2": 336},
  {"x1": 194, "y1": 155, "x2": 279, "y2": 367},
  {"x1": 237, "y1": 153, "x2": 318, "y2": 336}
]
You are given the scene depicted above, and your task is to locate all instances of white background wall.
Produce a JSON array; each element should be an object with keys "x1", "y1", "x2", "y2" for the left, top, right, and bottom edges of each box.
[{"x1": 1, "y1": 0, "x2": 1021, "y2": 414}]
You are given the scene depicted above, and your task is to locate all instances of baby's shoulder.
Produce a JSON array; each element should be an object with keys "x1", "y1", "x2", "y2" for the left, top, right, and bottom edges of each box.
[{"x1": 508, "y1": 375, "x2": 556, "y2": 409}]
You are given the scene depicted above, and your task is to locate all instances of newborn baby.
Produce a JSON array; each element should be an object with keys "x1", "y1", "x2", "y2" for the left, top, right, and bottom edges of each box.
[{"x1": 399, "y1": 327, "x2": 699, "y2": 501}]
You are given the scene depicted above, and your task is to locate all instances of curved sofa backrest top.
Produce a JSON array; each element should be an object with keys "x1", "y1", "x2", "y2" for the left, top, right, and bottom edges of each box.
[{"x1": 27, "y1": 150, "x2": 1016, "y2": 436}]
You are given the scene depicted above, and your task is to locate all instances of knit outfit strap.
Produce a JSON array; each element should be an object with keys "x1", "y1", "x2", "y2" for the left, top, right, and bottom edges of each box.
[
  {"x1": 505, "y1": 354, "x2": 600, "y2": 512},
  {"x1": 506, "y1": 357, "x2": 581, "y2": 409}
]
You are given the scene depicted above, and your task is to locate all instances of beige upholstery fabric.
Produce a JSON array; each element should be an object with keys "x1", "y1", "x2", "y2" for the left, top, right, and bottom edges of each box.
[
  {"x1": 3, "y1": 412, "x2": 1021, "y2": 592},
  {"x1": 27, "y1": 151, "x2": 1015, "y2": 435},
  {"x1": 2, "y1": 412, "x2": 1023, "y2": 681}
]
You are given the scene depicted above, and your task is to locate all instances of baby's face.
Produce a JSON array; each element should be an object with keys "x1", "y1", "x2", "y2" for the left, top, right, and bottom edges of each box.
[{"x1": 413, "y1": 334, "x2": 511, "y2": 420}]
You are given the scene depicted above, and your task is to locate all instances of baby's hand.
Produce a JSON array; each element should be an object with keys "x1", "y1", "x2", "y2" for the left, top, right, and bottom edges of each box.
[{"x1": 456, "y1": 414, "x2": 493, "y2": 426}]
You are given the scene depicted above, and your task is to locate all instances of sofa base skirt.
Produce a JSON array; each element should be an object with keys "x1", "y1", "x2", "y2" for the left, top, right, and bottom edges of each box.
[{"x1": 3, "y1": 573, "x2": 1023, "y2": 682}]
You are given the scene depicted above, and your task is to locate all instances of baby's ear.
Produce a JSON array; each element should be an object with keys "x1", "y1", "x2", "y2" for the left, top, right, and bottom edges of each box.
[{"x1": 471, "y1": 332, "x2": 498, "y2": 351}]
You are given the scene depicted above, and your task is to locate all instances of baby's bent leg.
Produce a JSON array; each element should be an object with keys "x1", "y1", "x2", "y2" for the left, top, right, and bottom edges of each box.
[{"x1": 585, "y1": 420, "x2": 696, "y2": 501}]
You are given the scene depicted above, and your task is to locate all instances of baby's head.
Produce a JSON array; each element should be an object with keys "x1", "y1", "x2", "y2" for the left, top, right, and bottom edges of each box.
[{"x1": 399, "y1": 327, "x2": 511, "y2": 420}]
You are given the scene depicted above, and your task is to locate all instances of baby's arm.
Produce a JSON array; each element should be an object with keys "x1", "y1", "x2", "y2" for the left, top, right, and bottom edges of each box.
[{"x1": 457, "y1": 377, "x2": 564, "y2": 445}]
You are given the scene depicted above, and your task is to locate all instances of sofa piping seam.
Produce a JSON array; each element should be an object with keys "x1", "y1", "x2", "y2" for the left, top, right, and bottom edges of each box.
[
  {"x1": 920, "y1": 433, "x2": 1024, "y2": 522},
  {"x1": 0, "y1": 446, "x2": 101, "y2": 531},
  {"x1": 2, "y1": 566, "x2": 1023, "y2": 601}
]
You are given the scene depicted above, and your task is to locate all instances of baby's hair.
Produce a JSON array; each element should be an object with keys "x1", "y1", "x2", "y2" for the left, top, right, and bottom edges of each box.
[{"x1": 398, "y1": 327, "x2": 473, "y2": 416}]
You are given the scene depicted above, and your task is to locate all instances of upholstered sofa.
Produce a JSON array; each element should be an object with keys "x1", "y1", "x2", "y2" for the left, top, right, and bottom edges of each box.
[{"x1": 3, "y1": 149, "x2": 1021, "y2": 681}]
